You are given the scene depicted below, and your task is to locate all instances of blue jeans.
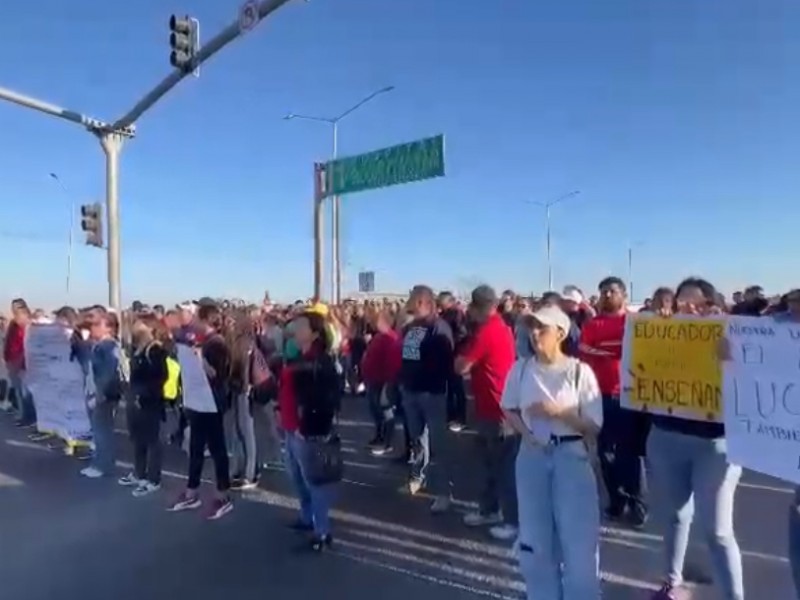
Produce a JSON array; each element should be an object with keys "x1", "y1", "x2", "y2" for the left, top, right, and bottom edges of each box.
[
  {"x1": 789, "y1": 487, "x2": 800, "y2": 598},
  {"x1": 285, "y1": 431, "x2": 333, "y2": 536},
  {"x1": 516, "y1": 441, "x2": 600, "y2": 600},
  {"x1": 10, "y1": 371, "x2": 35, "y2": 425},
  {"x1": 647, "y1": 427, "x2": 744, "y2": 599},
  {"x1": 90, "y1": 401, "x2": 117, "y2": 475},
  {"x1": 401, "y1": 389, "x2": 451, "y2": 496}
]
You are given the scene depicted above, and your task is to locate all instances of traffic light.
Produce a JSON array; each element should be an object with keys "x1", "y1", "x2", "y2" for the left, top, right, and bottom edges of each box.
[
  {"x1": 80, "y1": 203, "x2": 103, "y2": 248},
  {"x1": 169, "y1": 15, "x2": 199, "y2": 72}
]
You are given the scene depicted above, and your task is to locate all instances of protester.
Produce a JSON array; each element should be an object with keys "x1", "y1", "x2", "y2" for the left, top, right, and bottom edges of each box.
[
  {"x1": 77, "y1": 311, "x2": 122, "y2": 479},
  {"x1": 279, "y1": 311, "x2": 341, "y2": 551},
  {"x1": 580, "y1": 277, "x2": 649, "y2": 527},
  {"x1": 228, "y1": 312, "x2": 259, "y2": 490},
  {"x1": 121, "y1": 315, "x2": 170, "y2": 496},
  {"x1": 168, "y1": 303, "x2": 233, "y2": 520},
  {"x1": 776, "y1": 289, "x2": 800, "y2": 599},
  {"x1": 360, "y1": 309, "x2": 402, "y2": 455},
  {"x1": 502, "y1": 304, "x2": 603, "y2": 600},
  {"x1": 6, "y1": 299, "x2": 33, "y2": 427},
  {"x1": 0, "y1": 315, "x2": 9, "y2": 413},
  {"x1": 437, "y1": 291, "x2": 469, "y2": 432},
  {"x1": 648, "y1": 277, "x2": 743, "y2": 600},
  {"x1": 399, "y1": 285, "x2": 455, "y2": 512},
  {"x1": 455, "y1": 285, "x2": 518, "y2": 541}
]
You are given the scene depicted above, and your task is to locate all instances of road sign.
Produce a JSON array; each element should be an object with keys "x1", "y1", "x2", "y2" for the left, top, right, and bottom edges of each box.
[
  {"x1": 321, "y1": 134, "x2": 444, "y2": 198},
  {"x1": 358, "y1": 271, "x2": 375, "y2": 293},
  {"x1": 238, "y1": 0, "x2": 259, "y2": 33}
]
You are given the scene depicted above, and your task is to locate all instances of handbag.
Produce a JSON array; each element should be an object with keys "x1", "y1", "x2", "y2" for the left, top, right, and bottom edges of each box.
[{"x1": 301, "y1": 433, "x2": 344, "y2": 486}]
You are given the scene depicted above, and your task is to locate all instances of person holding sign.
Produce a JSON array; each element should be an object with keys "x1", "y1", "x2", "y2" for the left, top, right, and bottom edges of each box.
[
  {"x1": 501, "y1": 305, "x2": 603, "y2": 600},
  {"x1": 774, "y1": 290, "x2": 800, "y2": 599},
  {"x1": 168, "y1": 304, "x2": 234, "y2": 520},
  {"x1": 647, "y1": 278, "x2": 743, "y2": 600}
]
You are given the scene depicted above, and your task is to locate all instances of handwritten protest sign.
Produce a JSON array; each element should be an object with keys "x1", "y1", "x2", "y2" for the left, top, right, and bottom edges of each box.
[
  {"x1": 723, "y1": 315, "x2": 800, "y2": 483},
  {"x1": 621, "y1": 314, "x2": 725, "y2": 422},
  {"x1": 25, "y1": 323, "x2": 92, "y2": 444}
]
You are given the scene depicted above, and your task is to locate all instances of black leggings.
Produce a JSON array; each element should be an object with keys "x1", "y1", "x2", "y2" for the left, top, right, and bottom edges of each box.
[{"x1": 187, "y1": 410, "x2": 230, "y2": 492}]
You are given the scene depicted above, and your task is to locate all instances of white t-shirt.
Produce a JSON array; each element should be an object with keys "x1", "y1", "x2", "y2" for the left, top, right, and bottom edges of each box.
[{"x1": 500, "y1": 356, "x2": 603, "y2": 444}]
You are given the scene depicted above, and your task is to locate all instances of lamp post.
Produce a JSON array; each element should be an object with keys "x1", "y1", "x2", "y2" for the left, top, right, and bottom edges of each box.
[
  {"x1": 284, "y1": 85, "x2": 395, "y2": 303},
  {"x1": 531, "y1": 190, "x2": 581, "y2": 291},
  {"x1": 49, "y1": 172, "x2": 74, "y2": 298},
  {"x1": 628, "y1": 241, "x2": 644, "y2": 303}
]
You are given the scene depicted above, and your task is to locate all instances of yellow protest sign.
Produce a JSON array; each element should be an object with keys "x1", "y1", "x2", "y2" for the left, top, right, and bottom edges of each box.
[{"x1": 621, "y1": 315, "x2": 725, "y2": 422}]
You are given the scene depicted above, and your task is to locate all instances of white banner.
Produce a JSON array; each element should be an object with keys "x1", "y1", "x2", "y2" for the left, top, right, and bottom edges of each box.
[
  {"x1": 25, "y1": 323, "x2": 92, "y2": 444},
  {"x1": 723, "y1": 315, "x2": 800, "y2": 483}
]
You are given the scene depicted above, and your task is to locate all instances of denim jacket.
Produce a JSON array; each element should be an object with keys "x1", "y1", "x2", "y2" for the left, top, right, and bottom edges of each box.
[{"x1": 91, "y1": 339, "x2": 121, "y2": 404}]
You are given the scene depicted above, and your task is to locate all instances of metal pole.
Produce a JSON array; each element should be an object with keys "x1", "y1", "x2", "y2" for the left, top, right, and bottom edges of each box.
[
  {"x1": 111, "y1": 0, "x2": 294, "y2": 131},
  {"x1": 50, "y1": 173, "x2": 74, "y2": 299},
  {"x1": 313, "y1": 163, "x2": 325, "y2": 300},
  {"x1": 332, "y1": 121, "x2": 340, "y2": 304},
  {"x1": 0, "y1": 86, "x2": 113, "y2": 130},
  {"x1": 628, "y1": 245, "x2": 634, "y2": 302},
  {"x1": 546, "y1": 205, "x2": 553, "y2": 291},
  {"x1": 99, "y1": 133, "x2": 124, "y2": 312}
]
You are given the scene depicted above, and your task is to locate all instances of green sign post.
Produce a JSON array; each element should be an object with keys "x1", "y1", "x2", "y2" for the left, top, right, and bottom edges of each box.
[{"x1": 321, "y1": 134, "x2": 445, "y2": 198}]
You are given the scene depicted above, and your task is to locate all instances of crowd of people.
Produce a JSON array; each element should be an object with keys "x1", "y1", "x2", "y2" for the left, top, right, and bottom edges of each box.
[{"x1": 1, "y1": 279, "x2": 799, "y2": 600}]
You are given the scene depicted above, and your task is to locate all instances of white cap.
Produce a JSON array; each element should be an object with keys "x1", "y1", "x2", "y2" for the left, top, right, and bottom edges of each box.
[
  {"x1": 530, "y1": 305, "x2": 572, "y2": 332},
  {"x1": 178, "y1": 302, "x2": 197, "y2": 314},
  {"x1": 562, "y1": 285, "x2": 583, "y2": 304}
]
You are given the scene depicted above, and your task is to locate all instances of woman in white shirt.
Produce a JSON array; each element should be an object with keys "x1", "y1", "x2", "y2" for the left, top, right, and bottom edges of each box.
[{"x1": 501, "y1": 305, "x2": 604, "y2": 600}]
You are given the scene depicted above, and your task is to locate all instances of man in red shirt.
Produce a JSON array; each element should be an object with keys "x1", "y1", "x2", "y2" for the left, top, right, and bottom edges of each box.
[
  {"x1": 455, "y1": 285, "x2": 518, "y2": 541},
  {"x1": 580, "y1": 276, "x2": 649, "y2": 527}
]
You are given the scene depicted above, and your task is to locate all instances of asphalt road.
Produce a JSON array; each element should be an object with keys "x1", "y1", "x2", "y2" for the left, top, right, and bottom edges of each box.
[{"x1": 0, "y1": 398, "x2": 795, "y2": 600}]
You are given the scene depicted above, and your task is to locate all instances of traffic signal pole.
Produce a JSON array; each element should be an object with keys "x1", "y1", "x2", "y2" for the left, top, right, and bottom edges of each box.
[
  {"x1": 99, "y1": 133, "x2": 124, "y2": 312},
  {"x1": 1, "y1": 0, "x2": 296, "y2": 310},
  {"x1": 111, "y1": 0, "x2": 294, "y2": 131}
]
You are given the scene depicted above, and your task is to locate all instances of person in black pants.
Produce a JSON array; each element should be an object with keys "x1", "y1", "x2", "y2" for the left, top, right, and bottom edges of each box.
[
  {"x1": 437, "y1": 292, "x2": 468, "y2": 431},
  {"x1": 168, "y1": 303, "x2": 233, "y2": 520},
  {"x1": 123, "y1": 315, "x2": 170, "y2": 498}
]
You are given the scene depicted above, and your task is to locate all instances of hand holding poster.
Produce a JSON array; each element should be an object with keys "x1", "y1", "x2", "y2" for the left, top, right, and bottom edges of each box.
[
  {"x1": 621, "y1": 314, "x2": 725, "y2": 422},
  {"x1": 723, "y1": 315, "x2": 800, "y2": 483}
]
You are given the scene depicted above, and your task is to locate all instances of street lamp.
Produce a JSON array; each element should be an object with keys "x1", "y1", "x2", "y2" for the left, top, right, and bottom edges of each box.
[
  {"x1": 284, "y1": 85, "x2": 395, "y2": 303},
  {"x1": 628, "y1": 241, "x2": 645, "y2": 303},
  {"x1": 49, "y1": 172, "x2": 74, "y2": 299},
  {"x1": 530, "y1": 190, "x2": 581, "y2": 291}
]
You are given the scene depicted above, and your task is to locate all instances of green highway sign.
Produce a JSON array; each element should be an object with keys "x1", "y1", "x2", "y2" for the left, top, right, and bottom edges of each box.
[{"x1": 322, "y1": 134, "x2": 445, "y2": 198}]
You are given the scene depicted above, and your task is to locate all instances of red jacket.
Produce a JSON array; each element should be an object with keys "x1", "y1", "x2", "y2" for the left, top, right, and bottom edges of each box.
[
  {"x1": 361, "y1": 330, "x2": 402, "y2": 387},
  {"x1": 3, "y1": 322, "x2": 25, "y2": 371}
]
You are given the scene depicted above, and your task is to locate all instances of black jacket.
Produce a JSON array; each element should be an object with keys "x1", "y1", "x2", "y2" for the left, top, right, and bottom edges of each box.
[{"x1": 293, "y1": 352, "x2": 341, "y2": 437}]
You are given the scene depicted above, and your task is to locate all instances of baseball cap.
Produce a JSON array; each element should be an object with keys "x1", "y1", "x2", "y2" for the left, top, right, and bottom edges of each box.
[
  {"x1": 529, "y1": 305, "x2": 572, "y2": 333},
  {"x1": 307, "y1": 302, "x2": 329, "y2": 317},
  {"x1": 197, "y1": 297, "x2": 218, "y2": 308},
  {"x1": 562, "y1": 285, "x2": 584, "y2": 304},
  {"x1": 470, "y1": 285, "x2": 498, "y2": 310},
  {"x1": 178, "y1": 301, "x2": 198, "y2": 314}
]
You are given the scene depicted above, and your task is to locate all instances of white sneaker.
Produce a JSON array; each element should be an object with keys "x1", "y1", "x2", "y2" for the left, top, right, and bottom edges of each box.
[
  {"x1": 118, "y1": 473, "x2": 141, "y2": 487},
  {"x1": 463, "y1": 511, "x2": 503, "y2": 527},
  {"x1": 430, "y1": 496, "x2": 452, "y2": 514},
  {"x1": 132, "y1": 482, "x2": 161, "y2": 498},
  {"x1": 489, "y1": 524, "x2": 519, "y2": 542},
  {"x1": 80, "y1": 467, "x2": 104, "y2": 479},
  {"x1": 0, "y1": 400, "x2": 11, "y2": 412}
]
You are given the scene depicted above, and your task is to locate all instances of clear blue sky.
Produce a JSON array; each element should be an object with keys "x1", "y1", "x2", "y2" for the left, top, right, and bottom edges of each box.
[{"x1": 0, "y1": 0, "x2": 797, "y2": 309}]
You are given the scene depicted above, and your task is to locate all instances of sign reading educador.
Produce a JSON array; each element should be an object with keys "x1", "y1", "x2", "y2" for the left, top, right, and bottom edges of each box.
[{"x1": 321, "y1": 134, "x2": 445, "y2": 198}]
